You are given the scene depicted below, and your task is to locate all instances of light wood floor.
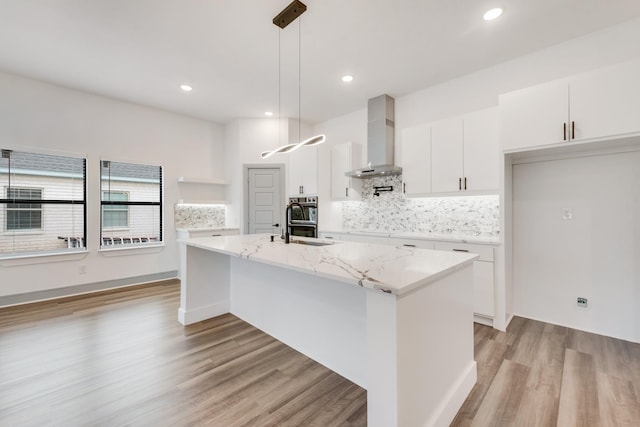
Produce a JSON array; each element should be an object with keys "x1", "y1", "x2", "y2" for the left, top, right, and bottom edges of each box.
[
  {"x1": 1, "y1": 281, "x2": 639, "y2": 426},
  {"x1": 453, "y1": 316, "x2": 640, "y2": 426}
]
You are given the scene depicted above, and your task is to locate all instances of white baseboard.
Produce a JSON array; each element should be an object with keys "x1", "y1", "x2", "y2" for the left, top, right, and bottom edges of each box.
[
  {"x1": 0, "y1": 271, "x2": 178, "y2": 307},
  {"x1": 178, "y1": 302, "x2": 230, "y2": 325},
  {"x1": 427, "y1": 360, "x2": 477, "y2": 427},
  {"x1": 474, "y1": 314, "x2": 494, "y2": 328}
]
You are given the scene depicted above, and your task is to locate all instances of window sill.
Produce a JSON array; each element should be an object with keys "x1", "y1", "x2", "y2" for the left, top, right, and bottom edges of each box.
[
  {"x1": 0, "y1": 249, "x2": 88, "y2": 266},
  {"x1": 1, "y1": 230, "x2": 45, "y2": 236},
  {"x1": 99, "y1": 243, "x2": 165, "y2": 256}
]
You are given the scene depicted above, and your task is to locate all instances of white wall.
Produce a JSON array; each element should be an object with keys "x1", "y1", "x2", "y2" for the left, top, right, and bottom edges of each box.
[
  {"x1": 512, "y1": 150, "x2": 640, "y2": 343},
  {"x1": 313, "y1": 109, "x2": 367, "y2": 231},
  {"x1": 0, "y1": 71, "x2": 224, "y2": 299},
  {"x1": 224, "y1": 117, "x2": 310, "y2": 231}
]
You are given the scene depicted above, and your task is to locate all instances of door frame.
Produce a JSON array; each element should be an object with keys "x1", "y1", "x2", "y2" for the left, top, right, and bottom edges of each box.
[{"x1": 243, "y1": 163, "x2": 286, "y2": 235}]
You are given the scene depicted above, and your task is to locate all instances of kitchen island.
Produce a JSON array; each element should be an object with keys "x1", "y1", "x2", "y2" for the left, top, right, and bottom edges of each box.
[{"x1": 178, "y1": 234, "x2": 478, "y2": 427}]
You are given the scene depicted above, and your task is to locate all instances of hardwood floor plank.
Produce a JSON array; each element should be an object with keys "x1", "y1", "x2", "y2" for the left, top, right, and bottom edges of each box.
[
  {"x1": 471, "y1": 359, "x2": 530, "y2": 426},
  {"x1": 307, "y1": 383, "x2": 368, "y2": 427},
  {"x1": 453, "y1": 338, "x2": 510, "y2": 423},
  {"x1": 597, "y1": 371, "x2": 640, "y2": 426},
  {"x1": 557, "y1": 348, "x2": 600, "y2": 426}
]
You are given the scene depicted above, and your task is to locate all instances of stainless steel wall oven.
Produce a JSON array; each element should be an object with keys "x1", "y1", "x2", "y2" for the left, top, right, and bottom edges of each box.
[{"x1": 287, "y1": 196, "x2": 317, "y2": 238}]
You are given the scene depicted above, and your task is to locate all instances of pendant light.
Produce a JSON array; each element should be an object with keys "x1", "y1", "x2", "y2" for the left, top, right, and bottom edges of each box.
[{"x1": 260, "y1": 0, "x2": 325, "y2": 159}]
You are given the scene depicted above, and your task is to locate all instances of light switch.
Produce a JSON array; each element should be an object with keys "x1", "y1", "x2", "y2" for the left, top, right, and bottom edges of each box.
[{"x1": 562, "y1": 208, "x2": 573, "y2": 220}]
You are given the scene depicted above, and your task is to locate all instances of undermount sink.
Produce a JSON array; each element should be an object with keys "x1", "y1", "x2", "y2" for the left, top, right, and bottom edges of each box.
[{"x1": 290, "y1": 240, "x2": 334, "y2": 247}]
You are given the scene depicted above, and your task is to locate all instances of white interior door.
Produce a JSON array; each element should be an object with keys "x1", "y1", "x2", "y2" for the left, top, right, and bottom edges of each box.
[{"x1": 248, "y1": 168, "x2": 283, "y2": 234}]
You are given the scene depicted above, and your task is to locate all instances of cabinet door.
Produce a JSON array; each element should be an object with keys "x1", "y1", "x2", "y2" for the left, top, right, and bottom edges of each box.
[
  {"x1": 433, "y1": 242, "x2": 495, "y2": 318},
  {"x1": 500, "y1": 79, "x2": 569, "y2": 151},
  {"x1": 400, "y1": 124, "x2": 431, "y2": 196},
  {"x1": 331, "y1": 142, "x2": 362, "y2": 200},
  {"x1": 288, "y1": 146, "x2": 317, "y2": 195},
  {"x1": 431, "y1": 117, "x2": 463, "y2": 193},
  {"x1": 319, "y1": 232, "x2": 342, "y2": 241},
  {"x1": 463, "y1": 107, "x2": 499, "y2": 191},
  {"x1": 390, "y1": 239, "x2": 435, "y2": 250},
  {"x1": 570, "y1": 59, "x2": 640, "y2": 141},
  {"x1": 473, "y1": 261, "x2": 495, "y2": 317}
]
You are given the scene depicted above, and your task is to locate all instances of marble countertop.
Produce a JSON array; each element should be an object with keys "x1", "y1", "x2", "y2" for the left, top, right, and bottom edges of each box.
[
  {"x1": 321, "y1": 229, "x2": 501, "y2": 245},
  {"x1": 180, "y1": 234, "x2": 478, "y2": 296}
]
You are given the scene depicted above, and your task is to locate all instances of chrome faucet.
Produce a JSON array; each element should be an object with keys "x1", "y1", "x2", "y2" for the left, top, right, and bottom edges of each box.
[{"x1": 284, "y1": 201, "x2": 305, "y2": 244}]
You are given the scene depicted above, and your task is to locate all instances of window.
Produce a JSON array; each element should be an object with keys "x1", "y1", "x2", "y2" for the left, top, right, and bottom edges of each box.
[
  {"x1": 6, "y1": 187, "x2": 43, "y2": 230},
  {"x1": 100, "y1": 160, "x2": 162, "y2": 248},
  {"x1": 0, "y1": 149, "x2": 86, "y2": 256},
  {"x1": 102, "y1": 191, "x2": 129, "y2": 228}
]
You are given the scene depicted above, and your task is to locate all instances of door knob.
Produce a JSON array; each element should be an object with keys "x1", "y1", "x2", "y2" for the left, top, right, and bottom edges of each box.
[{"x1": 271, "y1": 223, "x2": 280, "y2": 227}]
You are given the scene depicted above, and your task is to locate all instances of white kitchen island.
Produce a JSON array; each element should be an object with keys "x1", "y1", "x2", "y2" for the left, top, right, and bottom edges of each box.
[{"x1": 178, "y1": 234, "x2": 478, "y2": 427}]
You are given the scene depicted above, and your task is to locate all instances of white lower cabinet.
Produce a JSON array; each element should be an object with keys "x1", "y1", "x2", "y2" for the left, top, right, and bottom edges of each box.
[
  {"x1": 177, "y1": 228, "x2": 240, "y2": 277},
  {"x1": 177, "y1": 228, "x2": 239, "y2": 240},
  {"x1": 324, "y1": 232, "x2": 496, "y2": 319},
  {"x1": 386, "y1": 238, "x2": 435, "y2": 249},
  {"x1": 318, "y1": 232, "x2": 341, "y2": 241},
  {"x1": 433, "y1": 242, "x2": 495, "y2": 318},
  {"x1": 318, "y1": 231, "x2": 497, "y2": 321}
]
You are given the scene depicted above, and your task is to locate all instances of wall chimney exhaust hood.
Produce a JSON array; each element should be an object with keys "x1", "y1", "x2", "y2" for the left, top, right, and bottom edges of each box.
[{"x1": 346, "y1": 94, "x2": 402, "y2": 179}]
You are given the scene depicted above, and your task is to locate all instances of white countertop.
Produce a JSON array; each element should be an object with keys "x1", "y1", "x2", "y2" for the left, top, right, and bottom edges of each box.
[
  {"x1": 180, "y1": 234, "x2": 478, "y2": 296},
  {"x1": 321, "y1": 229, "x2": 501, "y2": 245}
]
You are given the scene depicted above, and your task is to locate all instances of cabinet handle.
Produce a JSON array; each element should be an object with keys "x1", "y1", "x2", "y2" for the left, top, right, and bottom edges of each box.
[
  {"x1": 571, "y1": 121, "x2": 575, "y2": 140},
  {"x1": 459, "y1": 177, "x2": 462, "y2": 191},
  {"x1": 563, "y1": 122, "x2": 567, "y2": 141},
  {"x1": 464, "y1": 177, "x2": 467, "y2": 190},
  {"x1": 212, "y1": 234, "x2": 222, "y2": 237},
  {"x1": 403, "y1": 182, "x2": 406, "y2": 193},
  {"x1": 403, "y1": 244, "x2": 416, "y2": 248},
  {"x1": 453, "y1": 248, "x2": 469, "y2": 252},
  {"x1": 300, "y1": 185, "x2": 304, "y2": 194},
  {"x1": 345, "y1": 187, "x2": 349, "y2": 197},
  {"x1": 325, "y1": 236, "x2": 334, "y2": 239}
]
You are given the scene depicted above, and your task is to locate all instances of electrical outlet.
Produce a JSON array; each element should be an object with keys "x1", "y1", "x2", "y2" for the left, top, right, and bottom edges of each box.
[
  {"x1": 562, "y1": 208, "x2": 573, "y2": 220},
  {"x1": 577, "y1": 297, "x2": 588, "y2": 308}
]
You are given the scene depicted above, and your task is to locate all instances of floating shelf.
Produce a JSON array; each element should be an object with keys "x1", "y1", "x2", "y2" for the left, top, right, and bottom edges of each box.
[{"x1": 177, "y1": 176, "x2": 227, "y2": 185}]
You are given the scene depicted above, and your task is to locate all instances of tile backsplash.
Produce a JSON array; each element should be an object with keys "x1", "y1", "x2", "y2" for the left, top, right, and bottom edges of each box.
[
  {"x1": 342, "y1": 175, "x2": 499, "y2": 237},
  {"x1": 174, "y1": 204, "x2": 225, "y2": 229}
]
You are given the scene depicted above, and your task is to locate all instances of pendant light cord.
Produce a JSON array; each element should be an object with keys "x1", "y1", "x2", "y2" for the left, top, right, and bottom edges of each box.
[
  {"x1": 298, "y1": 17, "x2": 301, "y2": 143},
  {"x1": 278, "y1": 30, "x2": 281, "y2": 147}
]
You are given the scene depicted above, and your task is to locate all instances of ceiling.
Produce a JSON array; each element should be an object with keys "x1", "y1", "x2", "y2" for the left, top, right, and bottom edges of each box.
[{"x1": 2, "y1": 0, "x2": 640, "y2": 125}]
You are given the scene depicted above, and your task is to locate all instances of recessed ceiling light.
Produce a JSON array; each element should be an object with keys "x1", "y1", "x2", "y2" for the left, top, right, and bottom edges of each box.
[
  {"x1": 180, "y1": 84, "x2": 193, "y2": 92},
  {"x1": 265, "y1": 111, "x2": 273, "y2": 117},
  {"x1": 342, "y1": 75, "x2": 354, "y2": 83},
  {"x1": 483, "y1": 7, "x2": 503, "y2": 21}
]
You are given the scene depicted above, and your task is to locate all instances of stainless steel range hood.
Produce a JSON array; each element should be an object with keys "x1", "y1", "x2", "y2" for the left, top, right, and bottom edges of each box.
[{"x1": 346, "y1": 94, "x2": 402, "y2": 178}]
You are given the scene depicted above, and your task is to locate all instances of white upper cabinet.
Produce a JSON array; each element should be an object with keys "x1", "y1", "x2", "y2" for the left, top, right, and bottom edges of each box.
[
  {"x1": 500, "y1": 59, "x2": 640, "y2": 151},
  {"x1": 431, "y1": 117, "x2": 464, "y2": 193},
  {"x1": 288, "y1": 146, "x2": 317, "y2": 196},
  {"x1": 570, "y1": 59, "x2": 640, "y2": 141},
  {"x1": 400, "y1": 124, "x2": 431, "y2": 196},
  {"x1": 430, "y1": 107, "x2": 500, "y2": 194},
  {"x1": 463, "y1": 107, "x2": 499, "y2": 192},
  {"x1": 330, "y1": 142, "x2": 362, "y2": 200},
  {"x1": 500, "y1": 79, "x2": 569, "y2": 151}
]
